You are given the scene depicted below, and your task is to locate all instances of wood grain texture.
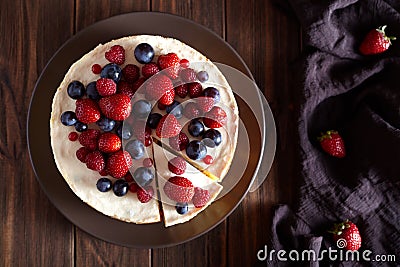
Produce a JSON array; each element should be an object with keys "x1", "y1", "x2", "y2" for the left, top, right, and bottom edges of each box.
[{"x1": 0, "y1": 0, "x2": 75, "y2": 266}]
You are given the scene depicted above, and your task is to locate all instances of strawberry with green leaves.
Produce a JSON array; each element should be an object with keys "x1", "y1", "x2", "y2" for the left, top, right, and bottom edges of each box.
[
  {"x1": 318, "y1": 130, "x2": 346, "y2": 158},
  {"x1": 329, "y1": 220, "x2": 362, "y2": 251},
  {"x1": 359, "y1": 25, "x2": 396, "y2": 55}
]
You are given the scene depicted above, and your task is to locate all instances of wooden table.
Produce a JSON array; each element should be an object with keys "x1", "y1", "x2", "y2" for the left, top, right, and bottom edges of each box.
[{"x1": 1, "y1": 0, "x2": 301, "y2": 266}]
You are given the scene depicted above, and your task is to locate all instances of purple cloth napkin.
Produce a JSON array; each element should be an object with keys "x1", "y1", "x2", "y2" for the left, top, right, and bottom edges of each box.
[{"x1": 265, "y1": 1, "x2": 400, "y2": 266}]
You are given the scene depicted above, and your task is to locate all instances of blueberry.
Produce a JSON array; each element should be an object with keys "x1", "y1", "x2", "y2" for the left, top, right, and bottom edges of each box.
[
  {"x1": 96, "y1": 117, "x2": 116, "y2": 132},
  {"x1": 202, "y1": 129, "x2": 222, "y2": 148},
  {"x1": 147, "y1": 113, "x2": 162, "y2": 129},
  {"x1": 197, "y1": 71, "x2": 209, "y2": 83},
  {"x1": 188, "y1": 119, "x2": 205, "y2": 137},
  {"x1": 113, "y1": 179, "x2": 129, "y2": 197},
  {"x1": 203, "y1": 87, "x2": 220, "y2": 103},
  {"x1": 74, "y1": 121, "x2": 88, "y2": 132},
  {"x1": 133, "y1": 167, "x2": 154, "y2": 187},
  {"x1": 166, "y1": 101, "x2": 183, "y2": 119},
  {"x1": 117, "y1": 123, "x2": 132, "y2": 140},
  {"x1": 175, "y1": 202, "x2": 189, "y2": 215},
  {"x1": 96, "y1": 178, "x2": 112, "y2": 192},
  {"x1": 61, "y1": 111, "x2": 77, "y2": 126},
  {"x1": 186, "y1": 140, "x2": 207, "y2": 160},
  {"x1": 125, "y1": 139, "x2": 145, "y2": 159},
  {"x1": 86, "y1": 81, "x2": 101, "y2": 100},
  {"x1": 67, "y1": 81, "x2": 85, "y2": 99},
  {"x1": 101, "y1": 63, "x2": 122, "y2": 83},
  {"x1": 134, "y1": 43, "x2": 155, "y2": 64},
  {"x1": 132, "y1": 100, "x2": 151, "y2": 119}
]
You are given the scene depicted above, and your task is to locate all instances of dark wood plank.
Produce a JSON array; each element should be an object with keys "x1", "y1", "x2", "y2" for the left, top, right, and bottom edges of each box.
[
  {"x1": 0, "y1": 0, "x2": 75, "y2": 266},
  {"x1": 150, "y1": 1, "x2": 227, "y2": 266},
  {"x1": 74, "y1": 1, "x2": 152, "y2": 267},
  {"x1": 225, "y1": 0, "x2": 302, "y2": 266}
]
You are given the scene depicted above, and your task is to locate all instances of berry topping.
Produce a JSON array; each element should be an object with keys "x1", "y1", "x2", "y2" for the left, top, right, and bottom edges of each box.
[
  {"x1": 67, "y1": 81, "x2": 85, "y2": 99},
  {"x1": 186, "y1": 140, "x2": 207, "y2": 160},
  {"x1": 96, "y1": 178, "x2": 112, "y2": 192},
  {"x1": 169, "y1": 132, "x2": 189, "y2": 151},
  {"x1": 143, "y1": 158, "x2": 153, "y2": 167},
  {"x1": 134, "y1": 43, "x2": 155, "y2": 64},
  {"x1": 75, "y1": 98, "x2": 101, "y2": 124},
  {"x1": 175, "y1": 202, "x2": 189, "y2": 215},
  {"x1": 202, "y1": 129, "x2": 222, "y2": 147},
  {"x1": 318, "y1": 130, "x2": 346, "y2": 158},
  {"x1": 197, "y1": 71, "x2": 209, "y2": 83},
  {"x1": 144, "y1": 136, "x2": 152, "y2": 147},
  {"x1": 156, "y1": 114, "x2": 182, "y2": 138},
  {"x1": 163, "y1": 176, "x2": 194, "y2": 203},
  {"x1": 359, "y1": 25, "x2": 396, "y2": 55},
  {"x1": 165, "y1": 100, "x2": 183, "y2": 119},
  {"x1": 137, "y1": 186, "x2": 154, "y2": 203},
  {"x1": 132, "y1": 99, "x2": 151, "y2": 119},
  {"x1": 113, "y1": 179, "x2": 129, "y2": 197},
  {"x1": 192, "y1": 187, "x2": 210, "y2": 208},
  {"x1": 98, "y1": 132, "x2": 121, "y2": 153},
  {"x1": 174, "y1": 84, "x2": 188, "y2": 98},
  {"x1": 61, "y1": 111, "x2": 77, "y2": 126},
  {"x1": 105, "y1": 45, "x2": 125, "y2": 65},
  {"x1": 142, "y1": 62, "x2": 160, "y2": 78},
  {"x1": 85, "y1": 150, "x2": 105, "y2": 172},
  {"x1": 183, "y1": 102, "x2": 202, "y2": 119},
  {"x1": 99, "y1": 169, "x2": 108, "y2": 176},
  {"x1": 203, "y1": 87, "x2": 220, "y2": 103},
  {"x1": 179, "y1": 58, "x2": 190, "y2": 68},
  {"x1": 78, "y1": 129, "x2": 101, "y2": 150},
  {"x1": 129, "y1": 182, "x2": 139, "y2": 193},
  {"x1": 147, "y1": 113, "x2": 162, "y2": 129},
  {"x1": 179, "y1": 68, "x2": 197, "y2": 83},
  {"x1": 96, "y1": 78, "x2": 117, "y2": 96},
  {"x1": 203, "y1": 155, "x2": 214, "y2": 165},
  {"x1": 188, "y1": 82, "x2": 203, "y2": 98},
  {"x1": 74, "y1": 121, "x2": 88, "y2": 132},
  {"x1": 157, "y1": 53, "x2": 180, "y2": 79},
  {"x1": 86, "y1": 81, "x2": 101, "y2": 100},
  {"x1": 76, "y1": 146, "x2": 90, "y2": 163},
  {"x1": 91, "y1": 64, "x2": 102, "y2": 74},
  {"x1": 203, "y1": 106, "x2": 227, "y2": 128},
  {"x1": 100, "y1": 63, "x2": 122, "y2": 83},
  {"x1": 133, "y1": 167, "x2": 154, "y2": 187},
  {"x1": 98, "y1": 93, "x2": 131, "y2": 121},
  {"x1": 117, "y1": 81, "x2": 135, "y2": 99},
  {"x1": 168, "y1": 156, "x2": 187, "y2": 175},
  {"x1": 96, "y1": 117, "x2": 116, "y2": 132},
  {"x1": 157, "y1": 102, "x2": 166, "y2": 110},
  {"x1": 196, "y1": 97, "x2": 214, "y2": 113},
  {"x1": 188, "y1": 119, "x2": 205, "y2": 137},
  {"x1": 125, "y1": 139, "x2": 145, "y2": 160},
  {"x1": 330, "y1": 220, "x2": 362, "y2": 251},
  {"x1": 124, "y1": 172, "x2": 134, "y2": 182},
  {"x1": 145, "y1": 74, "x2": 175, "y2": 105},
  {"x1": 68, "y1": 131, "x2": 79, "y2": 141},
  {"x1": 107, "y1": 150, "x2": 133, "y2": 178},
  {"x1": 132, "y1": 120, "x2": 149, "y2": 142},
  {"x1": 122, "y1": 64, "x2": 140, "y2": 83}
]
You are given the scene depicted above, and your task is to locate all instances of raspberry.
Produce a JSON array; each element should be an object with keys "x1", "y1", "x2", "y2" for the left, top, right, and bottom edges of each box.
[
  {"x1": 163, "y1": 176, "x2": 194, "y2": 203},
  {"x1": 91, "y1": 64, "x2": 102, "y2": 74},
  {"x1": 143, "y1": 158, "x2": 153, "y2": 167},
  {"x1": 122, "y1": 64, "x2": 140, "y2": 82},
  {"x1": 203, "y1": 106, "x2": 227, "y2": 128},
  {"x1": 75, "y1": 98, "x2": 101, "y2": 124},
  {"x1": 68, "y1": 132, "x2": 79, "y2": 141},
  {"x1": 203, "y1": 155, "x2": 214, "y2": 165},
  {"x1": 78, "y1": 129, "x2": 101, "y2": 150},
  {"x1": 124, "y1": 172, "x2": 134, "y2": 182},
  {"x1": 117, "y1": 81, "x2": 135, "y2": 99},
  {"x1": 174, "y1": 84, "x2": 188, "y2": 98},
  {"x1": 192, "y1": 187, "x2": 210, "y2": 208},
  {"x1": 76, "y1": 147, "x2": 91, "y2": 163},
  {"x1": 99, "y1": 168, "x2": 108, "y2": 176},
  {"x1": 168, "y1": 156, "x2": 187, "y2": 175},
  {"x1": 196, "y1": 96, "x2": 214, "y2": 113},
  {"x1": 183, "y1": 102, "x2": 202, "y2": 119},
  {"x1": 96, "y1": 78, "x2": 117, "y2": 96},
  {"x1": 137, "y1": 186, "x2": 154, "y2": 203},
  {"x1": 179, "y1": 58, "x2": 190, "y2": 68},
  {"x1": 132, "y1": 77, "x2": 146, "y2": 93},
  {"x1": 107, "y1": 150, "x2": 133, "y2": 178},
  {"x1": 105, "y1": 45, "x2": 125, "y2": 65},
  {"x1": 188, "y1": 82, "x2": 203, "y2": 98},
  {"x1": 179, "y1": 68, "x2": 197, "y2": 83},
  {"x1": 169, "y1": 132, "x2": 189, "y2": 151},
  {"x1": 142, "y1": 63, "x2": 160, "y2": 78},
  {"x1": 85, "y1": 150, "x2": 105, "y2": 171}
]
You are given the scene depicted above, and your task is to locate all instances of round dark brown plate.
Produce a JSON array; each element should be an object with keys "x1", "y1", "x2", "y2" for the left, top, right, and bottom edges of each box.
[{"x1": 27, "y1": 12, "x2": 273, "y2": 248}]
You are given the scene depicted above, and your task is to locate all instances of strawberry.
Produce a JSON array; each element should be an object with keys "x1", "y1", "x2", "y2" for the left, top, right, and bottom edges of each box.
[
  {"x1": 85, "y1": 150, "x2": 105, "y2": 171},
  {"x1": 106, "y1": 150, "x2": 133, "y2": 178},
  {"x1": 98, "y1": 93, "x2": 131, "y2": 121},
  {"x1": 163, "y1": 176, "x2": 194, "y2": 203},
  {"x1": 98, "y1": 132, "x2": 121, "y2": 153},
  {"x1": 318, "y1": 130, "x2": 346, "y2": 158},
  {"x1": 174, "y1": 84, "x2": 188, "y2": 98},
  {"x1": 122, "y1": 64, "x2": 140, "y2": 83},
  {"x1": 105, "y1": 45, "x2": 125, "y2": 65},
  {"x1": 137, "y1": 186, "x2": 154, "y2": 203},
  {"x1": 96, "y1": 78, "x2": 117, "y2": 96},
  {"x1": 179, "y1": 68, "x2": 197, "y2": 83},
  {"x1": 117, "y1": 81, "x2": 135, "y2": 99},
  {"x1": 169, "y1": 132, "x2": 189, "y2": 151},
  {"x1": 183, "y1": 102, "x2": 202, "y2": 119},
  {"x1": 192, "y1": 187, "x2": 210, "y2": 208},
  {"x1": 329, "y1": 220, "x2": 362, "y2": 251},
  {"x1": 76, "y1": 146, "x2": 91, "y2": 163},
  {"x1": 168, "y1": 156, "x2": 187, "y2": 175},
  {"x1": 188, "y1": 82, "x2": 203, "y2": 98},
  {"x1": 156, "y1": 114, "x2": 182, "y2": 138},
  {"x1": 157, "y1": 53, "x2": 180, "y2": 79},
  {"x1": 75, "y1": 98, "x2": 101, "y2": 124},
  {"x1": 142, "y1": 62, "x2": 160, "y2": 78},
  {"x1": 78, "y1": 129, "x2": 101, "y2": 150},
  {"x1": 196, "y1": 97, "x2": 214, "y2": 113},
  {"x1": 359, "y1": 25, "x2": 396, "y2": 55},
  {"x1": 203, "y1": 106, "x2": 227, "y2": 128},
  {"x1": 145, "y1": 74, "x2": 175, "y2": 105}
]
